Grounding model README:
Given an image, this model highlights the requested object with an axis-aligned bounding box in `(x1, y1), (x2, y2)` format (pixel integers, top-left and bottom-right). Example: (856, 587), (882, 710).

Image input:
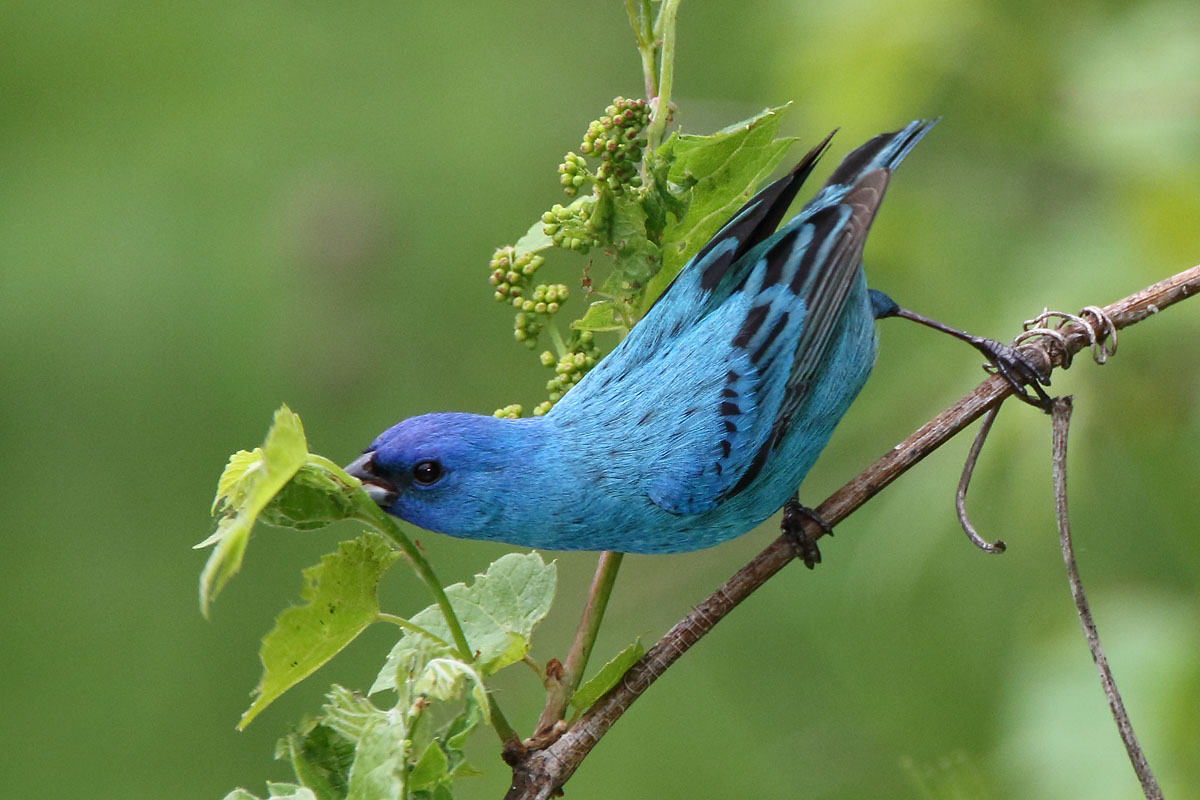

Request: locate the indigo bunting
(347, 121), (1043, 558)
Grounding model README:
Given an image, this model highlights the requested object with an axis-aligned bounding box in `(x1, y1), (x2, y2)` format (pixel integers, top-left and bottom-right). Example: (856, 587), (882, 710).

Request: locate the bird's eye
(412, 460), (443, 486)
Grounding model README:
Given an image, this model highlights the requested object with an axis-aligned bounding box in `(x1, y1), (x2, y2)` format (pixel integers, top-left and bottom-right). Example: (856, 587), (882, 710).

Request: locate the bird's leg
(870, 291), (1053, 411)
(781, 494), (832, 569)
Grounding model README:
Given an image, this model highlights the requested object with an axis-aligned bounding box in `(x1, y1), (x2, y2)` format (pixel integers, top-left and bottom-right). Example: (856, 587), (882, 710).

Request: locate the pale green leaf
(412, 658), (491, 722)
(199, 405), (309, 615)
(372, 552), (556, 692)
(266, 785), (318, 800)
(320, 686), (407, 800)
(238, 534), (399, 729)
(569, 639), (644, 714)
(221, 785), (318, 800)
(321, 685), (391, 744)
(571, 300), (628, 334)
(513, 218), (555, 258)
(643, 104), (799, 310)
(345, 723), (406, 800)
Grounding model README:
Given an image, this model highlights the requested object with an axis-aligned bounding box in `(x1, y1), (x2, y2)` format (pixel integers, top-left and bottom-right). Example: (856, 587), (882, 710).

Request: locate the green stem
(535, 550), (624, 732)
(548, 322), (568, 360)
(626, 0), (658, 100)
(377, 612), (453, 648)
(644, 0), (681, 155)
(350, 500), (518, 743)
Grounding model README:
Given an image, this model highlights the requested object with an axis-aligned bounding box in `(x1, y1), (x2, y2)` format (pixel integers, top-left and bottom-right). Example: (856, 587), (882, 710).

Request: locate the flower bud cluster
(580, 96), (649, 190)
(488, 247), (545, 303)
(541, 198), (599, 253)
(492, 404), (523, 419)
(512, 284), (569, 348)
(543, 330), (601, 404)
(557, 151), (591, 198)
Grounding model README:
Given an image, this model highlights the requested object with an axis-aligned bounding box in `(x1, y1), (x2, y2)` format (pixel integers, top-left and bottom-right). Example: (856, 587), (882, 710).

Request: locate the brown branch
(505, 264), (1200, 800)
(1051, 398), (1163, 799)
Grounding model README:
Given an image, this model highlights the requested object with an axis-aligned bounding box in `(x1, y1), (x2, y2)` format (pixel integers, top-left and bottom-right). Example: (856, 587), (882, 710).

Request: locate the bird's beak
(344, 452), (397, 507)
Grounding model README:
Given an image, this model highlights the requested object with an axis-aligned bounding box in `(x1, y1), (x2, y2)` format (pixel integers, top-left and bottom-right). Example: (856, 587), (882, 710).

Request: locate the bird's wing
(648, 121), (934, 515)
(618, 131), (836, 367)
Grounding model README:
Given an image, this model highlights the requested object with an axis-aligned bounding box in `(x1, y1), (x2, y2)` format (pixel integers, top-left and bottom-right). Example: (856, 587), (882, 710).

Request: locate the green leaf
(222, 785), (319, 800)
(372, 552), (556, 693)
(198, 405), (309, 616)
(266, 785), (319, 800)
(346, 723), (406, 800)
(608, 193), (661, 286)
(642, 104), (799, 310)
(258, 462), (362, 531)
(277, 721), (355, 800)
(569, 639), (644, 714)
(412, 658), (491, 722)
(572, 301), (628, 334)
(238, 534), (400, 729)
(513, 218), (555, 258)
(407, 740), (450, 792)
(321, 686), (407, 800)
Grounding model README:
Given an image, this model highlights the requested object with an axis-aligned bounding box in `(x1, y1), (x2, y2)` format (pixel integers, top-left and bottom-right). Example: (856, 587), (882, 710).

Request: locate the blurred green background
(3, 1), (1198, 797)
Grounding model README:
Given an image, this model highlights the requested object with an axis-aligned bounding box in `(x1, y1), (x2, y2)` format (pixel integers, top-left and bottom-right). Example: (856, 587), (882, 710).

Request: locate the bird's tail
(823, 118), (938, 188)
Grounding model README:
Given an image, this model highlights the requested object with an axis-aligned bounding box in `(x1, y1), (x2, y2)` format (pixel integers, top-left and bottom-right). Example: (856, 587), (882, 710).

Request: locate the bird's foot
(973, 337), (1053, 412)
(781, 497), (832, 569)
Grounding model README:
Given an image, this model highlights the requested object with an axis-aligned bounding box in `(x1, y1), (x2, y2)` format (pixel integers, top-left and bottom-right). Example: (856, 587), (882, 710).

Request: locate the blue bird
(346, 121), (1045, 562)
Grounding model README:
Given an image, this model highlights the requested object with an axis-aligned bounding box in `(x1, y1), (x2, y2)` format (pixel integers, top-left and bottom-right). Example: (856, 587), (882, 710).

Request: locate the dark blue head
(345, 412), (541, 537)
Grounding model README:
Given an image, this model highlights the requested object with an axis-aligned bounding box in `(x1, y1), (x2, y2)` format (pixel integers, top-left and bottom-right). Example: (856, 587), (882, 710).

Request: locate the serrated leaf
(259, 463), (361, 531)
(407, 740), (451, 792)
(199, 405), (309, 615)
(320, 686), (407, 800)
(372, 552), (556, 693)
(643, 104), (799, 310)
(239, 534), (400, 729)
(412, 658), (491, 722)
(222, 785), (318, 800)
(345, 723), (406, 800)
(569, 639), (644, 714)
(321, 685), (391, 743)
(278, 721), (355, 800)
(608, 194), (661, 287)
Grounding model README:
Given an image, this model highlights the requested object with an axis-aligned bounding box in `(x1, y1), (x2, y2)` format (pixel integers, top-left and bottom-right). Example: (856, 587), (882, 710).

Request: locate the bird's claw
(781, 498), (832, 569)
(974, 337), (1053, 412)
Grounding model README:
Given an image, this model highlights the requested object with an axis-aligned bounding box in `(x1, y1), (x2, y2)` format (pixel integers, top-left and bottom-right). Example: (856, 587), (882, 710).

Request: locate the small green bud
(539, 350), (555, 367)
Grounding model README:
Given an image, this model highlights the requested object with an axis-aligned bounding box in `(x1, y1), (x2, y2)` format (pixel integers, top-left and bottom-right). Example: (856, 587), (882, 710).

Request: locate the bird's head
(345, 412), (534, 538)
